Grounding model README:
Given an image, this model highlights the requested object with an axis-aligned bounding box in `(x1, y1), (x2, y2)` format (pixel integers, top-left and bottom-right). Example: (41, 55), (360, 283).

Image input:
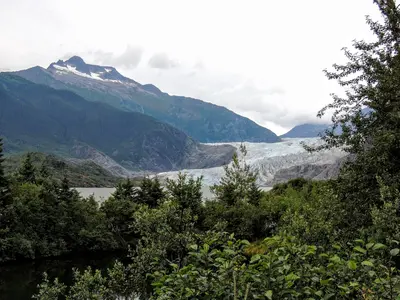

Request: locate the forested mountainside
(3, 152), (124, 187)
(0, 73), (235, 172)
(15, 56), (280, 143)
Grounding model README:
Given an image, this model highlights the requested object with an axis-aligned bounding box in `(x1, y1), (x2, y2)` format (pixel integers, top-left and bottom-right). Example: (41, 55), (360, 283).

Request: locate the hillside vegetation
(0, 73), (234, 172)
(15, 57), (280, 143)
(1, 1), (400, 299)
(3, 152), (121, 187)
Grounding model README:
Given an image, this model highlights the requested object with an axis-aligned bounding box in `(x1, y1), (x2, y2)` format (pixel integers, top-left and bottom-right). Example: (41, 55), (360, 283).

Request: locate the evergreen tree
(19, 152), (36, 184)
(137, 177), (165, 208)
(58, 176), (73, 203)
(39, 163), (49, 178)
(113, 179), (138, 201)
(211, 144), (259, 206)
(310, 0), (400, 231)
(248, 181), (262, 206)
(0, 138), (12, 235)
(0, 137), (11, 206)
(166, 173), (202, 213)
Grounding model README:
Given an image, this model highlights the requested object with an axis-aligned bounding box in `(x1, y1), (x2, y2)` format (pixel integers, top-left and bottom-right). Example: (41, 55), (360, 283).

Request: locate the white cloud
(148, 53), (179, 69)
(0, 0), (380, 134)
(92, 45), (143, 68)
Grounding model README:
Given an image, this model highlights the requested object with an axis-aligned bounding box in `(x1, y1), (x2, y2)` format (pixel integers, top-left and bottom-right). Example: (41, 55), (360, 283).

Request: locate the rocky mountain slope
(15, 56), (280, 143)
(0, 73), (235, 172)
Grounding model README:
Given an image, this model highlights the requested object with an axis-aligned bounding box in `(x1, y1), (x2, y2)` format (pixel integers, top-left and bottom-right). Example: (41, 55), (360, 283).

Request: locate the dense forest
(3, 152), (123, 187)
(1, 0), (400, 299)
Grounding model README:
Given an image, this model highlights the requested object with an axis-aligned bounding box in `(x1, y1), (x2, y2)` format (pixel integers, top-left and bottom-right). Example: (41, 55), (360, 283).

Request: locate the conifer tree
(211, 144), (259, 206)
(248, 181), (262, 206)
(137, 177), (165, 208)
(310, 0), (400, 230)
(166, 173), (202, 213)
(19, 152), (36, 184)
(113, 179), (138, 201)
(0, 138), (11, 207)
(58, 176), (73, 203)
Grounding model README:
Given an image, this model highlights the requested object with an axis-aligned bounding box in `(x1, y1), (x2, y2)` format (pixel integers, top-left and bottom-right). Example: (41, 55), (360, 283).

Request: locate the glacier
(157, 138), (346, 187)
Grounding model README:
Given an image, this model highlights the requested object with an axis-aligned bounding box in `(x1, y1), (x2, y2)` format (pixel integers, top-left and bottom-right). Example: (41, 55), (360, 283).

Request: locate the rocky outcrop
(269, 155), (353, 185)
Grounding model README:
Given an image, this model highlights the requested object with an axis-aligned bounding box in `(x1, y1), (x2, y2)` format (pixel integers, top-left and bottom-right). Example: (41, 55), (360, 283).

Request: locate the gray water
(74, 186), (272, 202)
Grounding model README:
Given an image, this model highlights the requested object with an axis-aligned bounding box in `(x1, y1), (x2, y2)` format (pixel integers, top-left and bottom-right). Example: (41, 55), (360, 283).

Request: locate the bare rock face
(270, 155), (353, 185)
(181, 143), (236, 169)
(69, 144), (136, 177)
(271, 163), (337, 185)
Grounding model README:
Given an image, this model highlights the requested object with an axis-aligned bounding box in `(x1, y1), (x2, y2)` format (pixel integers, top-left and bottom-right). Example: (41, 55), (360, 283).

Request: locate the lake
(74, 186), (272, 203)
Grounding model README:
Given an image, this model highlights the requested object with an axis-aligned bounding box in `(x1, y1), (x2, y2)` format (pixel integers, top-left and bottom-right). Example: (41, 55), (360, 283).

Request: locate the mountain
(280, 123), (330, 138)
(14, 56), (280, 143)
(281, 108), (374, 139)
(0, 73), (235, 172)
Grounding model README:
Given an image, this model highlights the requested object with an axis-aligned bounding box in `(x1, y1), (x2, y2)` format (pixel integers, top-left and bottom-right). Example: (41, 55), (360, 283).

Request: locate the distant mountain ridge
(282, 108), (372, 138)
(280, 123), (330, 138)
(0, 73), (235, 172)
(15, 56), (280, 143)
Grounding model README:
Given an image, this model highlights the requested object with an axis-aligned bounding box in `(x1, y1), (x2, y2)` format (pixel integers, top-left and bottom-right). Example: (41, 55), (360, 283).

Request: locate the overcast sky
(0, 0), (380, 134)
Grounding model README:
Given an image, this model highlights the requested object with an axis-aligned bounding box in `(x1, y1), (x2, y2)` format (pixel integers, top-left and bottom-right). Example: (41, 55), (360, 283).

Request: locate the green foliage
(365, 179), (400, 245)
(211, 144), (261, 206)
(4, 152), (122, 187)
(18, 152), (36, 184)
(152, 235), (400, 299)
(33, 274), (66, 300)
(203, 145), (267, 240)
(101, 192), (138, 247)
(275, 180), (343, 245)
(308, 0), (400, 234)
(137, 177), (165, 208)
(0, 137), (11, 207)
(30, 2), (400, 299)
(112, 179), (138, 202)
(166, 173), (202, 213)
(0, 143), (127, 263)
(203, 200), (274, 241)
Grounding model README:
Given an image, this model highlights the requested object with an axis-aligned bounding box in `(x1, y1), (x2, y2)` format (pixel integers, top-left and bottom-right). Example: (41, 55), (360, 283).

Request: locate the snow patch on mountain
(52, 64), (127, 84)
(157, 138), (346, 186)
(48, 56), (139, 86)
(53, 64), (94, 80)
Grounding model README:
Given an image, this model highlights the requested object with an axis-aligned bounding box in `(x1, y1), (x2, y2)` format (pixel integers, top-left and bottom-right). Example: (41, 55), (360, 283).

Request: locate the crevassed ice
(157, 138), (346, 187)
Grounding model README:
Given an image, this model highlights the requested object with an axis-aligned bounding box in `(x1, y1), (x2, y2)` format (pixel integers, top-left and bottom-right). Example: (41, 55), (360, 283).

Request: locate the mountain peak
(47, 56), (137, 85)
(65, 55), (86, 65)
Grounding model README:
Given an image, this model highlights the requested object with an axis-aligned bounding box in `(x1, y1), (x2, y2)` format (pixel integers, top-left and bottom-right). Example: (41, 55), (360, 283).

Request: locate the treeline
(0, 148), (165, 262)
(3, 1), (400, 298)
(3, 152), (122, 187)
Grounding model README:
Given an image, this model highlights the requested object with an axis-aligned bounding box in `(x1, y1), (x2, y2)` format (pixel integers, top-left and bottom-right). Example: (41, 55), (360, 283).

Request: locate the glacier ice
(157, 138), (346, 187)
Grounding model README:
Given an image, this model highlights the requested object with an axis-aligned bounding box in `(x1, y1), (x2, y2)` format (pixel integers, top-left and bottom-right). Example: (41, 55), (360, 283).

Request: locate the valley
(1, 1), (396, 297)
